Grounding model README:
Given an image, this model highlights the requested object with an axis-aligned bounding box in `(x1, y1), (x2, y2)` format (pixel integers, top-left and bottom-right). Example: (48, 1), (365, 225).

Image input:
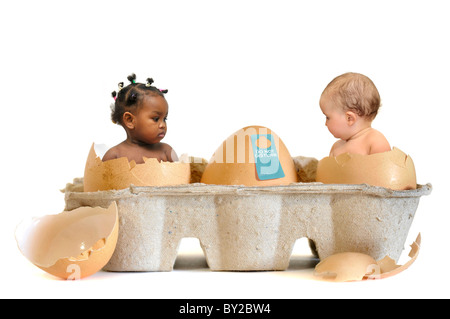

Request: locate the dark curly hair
(110, 73), (168, 125)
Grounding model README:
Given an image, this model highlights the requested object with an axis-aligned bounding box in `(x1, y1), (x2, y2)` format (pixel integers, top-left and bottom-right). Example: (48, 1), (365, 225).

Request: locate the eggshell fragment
(84, 143), (191, 192)
(314, 252), (378, 282)
(369, 233), (421, 280)
(201, 125), (298, 186)
(15, 202), (119, 280)
(314, 233), (422, 282)
(316, 147), (417, 190)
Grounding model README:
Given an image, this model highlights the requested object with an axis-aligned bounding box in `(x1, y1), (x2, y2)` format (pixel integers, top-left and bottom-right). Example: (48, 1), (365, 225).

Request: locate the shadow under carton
(64, 178), (431, 272)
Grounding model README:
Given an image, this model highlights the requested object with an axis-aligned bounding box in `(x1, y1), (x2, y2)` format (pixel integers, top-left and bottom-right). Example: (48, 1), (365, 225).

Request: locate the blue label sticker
(251, 134), (285, 181)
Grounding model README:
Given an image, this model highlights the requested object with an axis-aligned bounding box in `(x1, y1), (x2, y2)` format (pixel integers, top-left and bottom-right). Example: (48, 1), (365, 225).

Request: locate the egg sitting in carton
(201, 125), (298, 186)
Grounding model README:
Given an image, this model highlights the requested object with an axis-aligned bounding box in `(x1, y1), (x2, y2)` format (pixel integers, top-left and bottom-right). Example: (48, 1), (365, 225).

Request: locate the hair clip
(111, 91), (117, 100)
(118, 82), (124, 91)
(127, 73), (137, 84)
(146, 78), (154, 87)
(160, 89), (168, 94)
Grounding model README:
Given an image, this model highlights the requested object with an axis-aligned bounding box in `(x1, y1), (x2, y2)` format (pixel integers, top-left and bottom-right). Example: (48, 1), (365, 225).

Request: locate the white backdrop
(1, 0), (447, 299)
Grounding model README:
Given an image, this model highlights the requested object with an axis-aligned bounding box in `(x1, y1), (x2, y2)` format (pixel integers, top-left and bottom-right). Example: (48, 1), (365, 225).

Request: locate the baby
(319, 72), (391, 157)
(102, 73), (178, 164)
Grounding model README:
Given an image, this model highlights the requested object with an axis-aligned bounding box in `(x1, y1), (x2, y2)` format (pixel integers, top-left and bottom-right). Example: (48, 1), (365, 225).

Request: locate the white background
(0, 0), (448, 299)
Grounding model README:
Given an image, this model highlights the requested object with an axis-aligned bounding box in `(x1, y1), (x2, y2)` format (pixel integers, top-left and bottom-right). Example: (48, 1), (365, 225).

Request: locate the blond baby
(319, 72), (391, 157)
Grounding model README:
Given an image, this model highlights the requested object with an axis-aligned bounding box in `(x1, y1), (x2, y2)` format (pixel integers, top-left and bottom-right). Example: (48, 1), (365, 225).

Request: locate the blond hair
(321, 72), (381, 120)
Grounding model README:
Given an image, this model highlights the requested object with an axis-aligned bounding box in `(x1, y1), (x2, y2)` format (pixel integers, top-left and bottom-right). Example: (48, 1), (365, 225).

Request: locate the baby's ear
(122, 112), (135, 129)
(345, 111), (358, 126)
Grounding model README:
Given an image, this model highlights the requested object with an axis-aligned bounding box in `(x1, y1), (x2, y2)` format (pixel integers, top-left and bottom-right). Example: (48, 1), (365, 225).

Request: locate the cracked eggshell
(316, 147), (417, 190)
(84, 143), (191, 192)
(373, 233), (421, 280)
(200, 125), (298, 186)
(314, 234), (422, 282)
(314, 252), (378, 282)
(15, 202), (118, 280)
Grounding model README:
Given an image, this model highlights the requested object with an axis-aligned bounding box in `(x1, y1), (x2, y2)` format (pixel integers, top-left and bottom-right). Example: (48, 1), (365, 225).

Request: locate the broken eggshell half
(316, 147), (417, 190)
(15, 202), (119, 280)
(84, 143), (191, 192)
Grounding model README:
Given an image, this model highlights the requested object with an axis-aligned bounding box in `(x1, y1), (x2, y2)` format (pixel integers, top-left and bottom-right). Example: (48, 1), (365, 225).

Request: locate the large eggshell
(16, 202), (118, 280)
(200, 125), (298, 186)
(316, 147), (417, 190)
(314, 252), (378, 282)
(84, 143), (191, 192)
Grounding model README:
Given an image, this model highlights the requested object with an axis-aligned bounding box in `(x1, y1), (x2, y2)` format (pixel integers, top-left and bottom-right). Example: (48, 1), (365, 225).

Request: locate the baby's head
(111, 74), (169, 145)
(320, 72), (381, 122)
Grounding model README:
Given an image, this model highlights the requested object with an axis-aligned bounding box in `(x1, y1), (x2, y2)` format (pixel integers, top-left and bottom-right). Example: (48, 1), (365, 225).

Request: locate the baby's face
(320, 96), (351, 140)
(132, 95), (169, 145)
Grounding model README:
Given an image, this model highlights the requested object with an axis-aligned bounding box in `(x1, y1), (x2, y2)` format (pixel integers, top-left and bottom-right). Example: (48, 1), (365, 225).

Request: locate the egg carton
(63, 157), (431, 272)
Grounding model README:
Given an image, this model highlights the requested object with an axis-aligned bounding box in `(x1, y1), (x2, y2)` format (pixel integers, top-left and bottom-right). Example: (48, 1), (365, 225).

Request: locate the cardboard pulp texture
(63, 157), (431, 272)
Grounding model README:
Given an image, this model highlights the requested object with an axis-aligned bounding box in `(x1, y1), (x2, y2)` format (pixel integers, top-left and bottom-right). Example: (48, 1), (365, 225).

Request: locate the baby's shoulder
(158, 142), (178, 162)
(366, 128), (388, 143)
(330, 140), (346, 156)
(157, 142), (173, 150)
(367, 129), (391, 154)
(102, 145), (121, 161)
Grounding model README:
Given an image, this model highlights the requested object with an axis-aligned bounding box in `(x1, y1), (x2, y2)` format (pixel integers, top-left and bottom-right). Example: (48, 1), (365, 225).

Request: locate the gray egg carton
(63, 157), (431, 271)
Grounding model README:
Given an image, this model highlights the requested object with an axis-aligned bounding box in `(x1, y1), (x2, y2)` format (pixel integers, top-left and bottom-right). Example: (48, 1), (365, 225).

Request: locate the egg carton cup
(63, 157), (431, 272)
